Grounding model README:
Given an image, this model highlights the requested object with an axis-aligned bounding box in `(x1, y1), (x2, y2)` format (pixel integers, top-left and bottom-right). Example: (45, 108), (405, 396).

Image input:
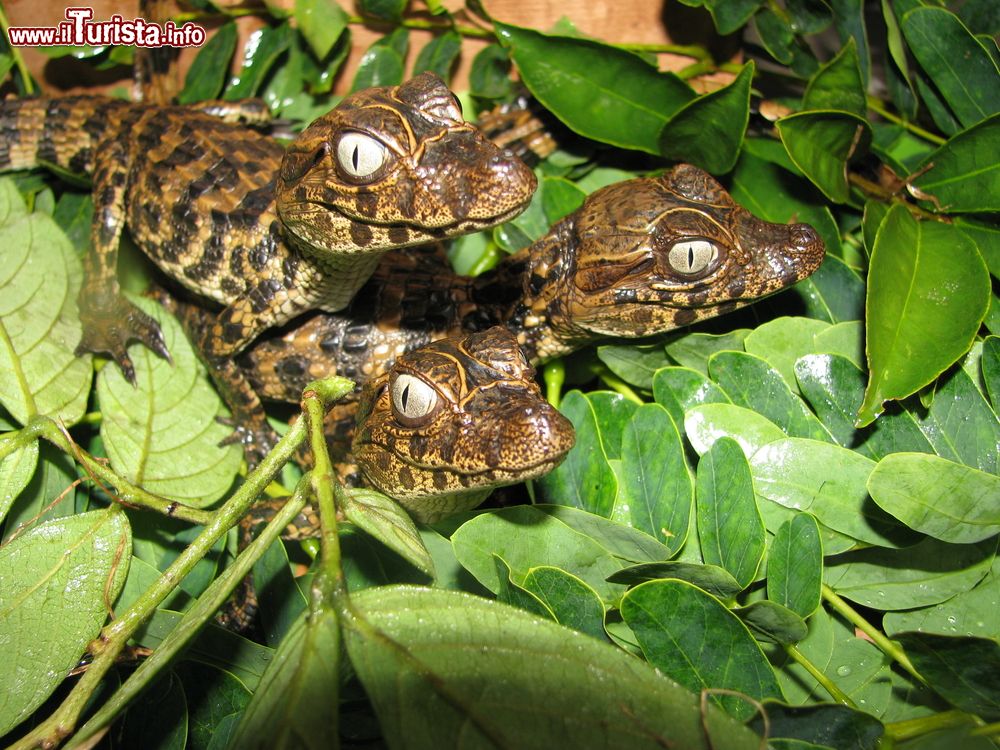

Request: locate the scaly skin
(0, 73), (536, 461)
(235, 164), (827, 405)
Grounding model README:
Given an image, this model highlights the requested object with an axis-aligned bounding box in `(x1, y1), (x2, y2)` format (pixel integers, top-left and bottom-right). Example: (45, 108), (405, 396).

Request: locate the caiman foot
(76, 293), (171, 385)
(217, 414), (281, 469)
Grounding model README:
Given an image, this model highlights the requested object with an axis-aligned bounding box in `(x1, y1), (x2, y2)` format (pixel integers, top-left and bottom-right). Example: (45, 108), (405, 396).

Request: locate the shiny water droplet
(836, 665), (851, 677)
(946, 615), (957, 624)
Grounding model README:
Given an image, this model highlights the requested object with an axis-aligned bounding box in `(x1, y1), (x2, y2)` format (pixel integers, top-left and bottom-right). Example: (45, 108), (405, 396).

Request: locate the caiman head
(529, 163), (825, 352)
(353, 326), (575, 522)
(276, 73), (537, 257)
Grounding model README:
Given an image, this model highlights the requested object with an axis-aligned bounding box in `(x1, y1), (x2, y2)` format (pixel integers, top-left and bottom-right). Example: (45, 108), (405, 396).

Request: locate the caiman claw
(76, 293), (172, 385)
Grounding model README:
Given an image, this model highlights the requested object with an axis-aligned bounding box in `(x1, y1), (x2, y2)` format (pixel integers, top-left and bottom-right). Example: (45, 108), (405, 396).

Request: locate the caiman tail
(0, 95), (129, 175)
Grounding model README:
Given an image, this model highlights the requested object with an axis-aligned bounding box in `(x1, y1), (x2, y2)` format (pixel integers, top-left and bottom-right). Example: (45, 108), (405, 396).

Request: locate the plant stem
(543, 359), (565, 408)
(784, 644), (855, 706)
(884, 710), (978, 742)
(8, 414), (311, 750)
(970, 720), (1000, 738)
(821, 585), (925, 685)
(0, 3), (35, 95)
(30, 415), (215, 526)
(866, 97), (946, 146)
(67, 474), (312, 748)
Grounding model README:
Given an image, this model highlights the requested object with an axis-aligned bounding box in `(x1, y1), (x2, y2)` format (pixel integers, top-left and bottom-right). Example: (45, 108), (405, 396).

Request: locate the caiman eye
(390, 374), (439, 426)
(336, 131), (387, 180)
(667, 239), (719, 276)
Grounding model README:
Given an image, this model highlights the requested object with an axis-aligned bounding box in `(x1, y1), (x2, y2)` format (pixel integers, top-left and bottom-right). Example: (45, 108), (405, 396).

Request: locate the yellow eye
(667, 239), (719, 276)
(336, 132), (387, 179)
(390, 374), (439, 426)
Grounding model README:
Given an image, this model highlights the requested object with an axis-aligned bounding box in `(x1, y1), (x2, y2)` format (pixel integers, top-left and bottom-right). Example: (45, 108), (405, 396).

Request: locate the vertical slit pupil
(688, 246), (695, 268)
(401, 383), (410, 410)
(352, 145), (360, 171)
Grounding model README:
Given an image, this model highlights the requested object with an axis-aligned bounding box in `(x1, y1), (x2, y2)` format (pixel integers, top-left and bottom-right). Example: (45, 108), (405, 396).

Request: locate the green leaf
(619, 404), (692, 554)
(534, 504), (674, 564)
(178, 21), (237, 104)
(910, 114), (1000, 213)
(412, 30), (461, 80)
(597, 343), (670, 390)
(859, 206), (991, 424)
(658, 61), (754, 173)
(227, 609), (340, 749)
(494, 22), (695, 154)
(535, 391), (618, 517)
(901, 7), (1000, 129)
(450, 505), (626, 604)
(540, 176), (586, 224)
(664, 330), (750, 375)
(493, 555), (555, 619)
(755, 8), (795, 65)
(956, 218), (1000, 280)
(678, 0), (764, 34)
(696, 438), (764, 588)
(804, 38), (867, 117)
(684, 403), (787, 459)
(0, 179), (92, 426)
(294, 0), (348, 59)
(341, 487), (434, 577)
(824, 536), (996, 609)
(915, 367), (1000, 474)
(985, 337), (1000, 407)
(621, 579), (784, 719)
(174, 661), (251, 749)
(225, 23), (294, 100)
(521, 566), (607, 640)
(0, 509), (131, 735)
(795, 255), (866, 325)
(868, 453), (1000, 544)
(469, 44), (512, 99)
(776, 110), (870, 203)
(751, 438), (915, 548)
(767, 513), (822, 618)
(358, 0), (406, 22)
(51, 191), (92, 253)
(0, 437), (38, 523)
(731, 600), (809, 645)
(584, 392), (637, 460)
(345, 585), (762, 749)
(118, 671), (187, 750)
(895, 632), (1000, 719)
(743, 316), (832, 392)
(884, 567), (1000, 640)
(709, 351), (834, 442)
(97, 296), (241, 508)
(652, 367), (730, 427)
(831, 0), (872, 83)
(749, 703), (885, 750)
(607, 561), (744, 600)
(3, 444), (76, 541)
(350, 32), (406, 92)
(795, 354), (935, 460)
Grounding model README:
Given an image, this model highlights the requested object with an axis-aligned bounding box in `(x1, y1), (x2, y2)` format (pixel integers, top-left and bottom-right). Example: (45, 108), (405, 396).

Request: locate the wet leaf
(895, 632), (1000, 719)
(859, 205), (990, 424)
(607, 561), (744, 600)
(345, 585), (762, 748)
(659, 62), (754, 173)
(777, 111), (870, 203)
(0, 179), (92, 426)
(749, 702), (884, 750)
(494, 22), (695, 154)
(768, 513), (823, 618)
(732, 600), (809, 644)
(804, 38), (866, 117)
(0, 437), (38, 524)
(451, 505), (626, 604)
(351, 31), (407, 91)
(911, 115), (1000, 213)
(97, 296), (241, 508)
(901, 7), (1000, 129)
(868, 453), (1000, 544)
(750, 438), (913, 548)
(342, 487), (434, 577)
(469, 44), (511, 99)
(744, 316), (831, 392)
(696, 438), (764, 588)
(665, 330), (750, 375)
(0, 509), (130, 735)
(535, 391), (618, 517)
(619, 404), (692, 553)
(228, 608), (340, 749)
(597, 343), (669, 390)
(412, 30), (461, 80)
(824, 536), (996, 610)
(521, 566), (607, 640)
(884, 568), (1000, 640)
(295, 0), (348, 59)
(225, 23), (294, 100)
(621, 579), (784, 719)
(684, 403), (786, 458)
(178, 21), (237, 104)
(652, 366), (730, 428)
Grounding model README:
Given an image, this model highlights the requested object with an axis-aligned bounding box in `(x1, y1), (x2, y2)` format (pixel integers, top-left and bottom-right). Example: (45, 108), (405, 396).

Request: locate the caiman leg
(76, 137), (170, 383)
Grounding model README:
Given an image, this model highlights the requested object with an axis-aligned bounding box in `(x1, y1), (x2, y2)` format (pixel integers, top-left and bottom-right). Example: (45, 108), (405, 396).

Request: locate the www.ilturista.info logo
(7, 7), (207, 48)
